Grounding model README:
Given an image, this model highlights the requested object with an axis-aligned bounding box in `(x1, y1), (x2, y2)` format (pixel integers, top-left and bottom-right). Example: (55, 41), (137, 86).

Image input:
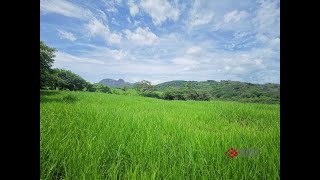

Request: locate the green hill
(154, 80), (280, 104)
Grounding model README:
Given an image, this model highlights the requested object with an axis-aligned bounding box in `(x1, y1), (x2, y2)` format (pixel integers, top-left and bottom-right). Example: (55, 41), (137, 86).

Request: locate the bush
(141, 91), (163, 99)
(124, 89), (139, 96)
(163, 89), (186, 100)
(93, 83), (111, 93)
(48, 68), (90, 91)
(111, 88), (124, 95)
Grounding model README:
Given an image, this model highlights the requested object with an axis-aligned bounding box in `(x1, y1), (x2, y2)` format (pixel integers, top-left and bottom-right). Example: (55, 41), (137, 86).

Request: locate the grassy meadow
(40, 90), (280, 179)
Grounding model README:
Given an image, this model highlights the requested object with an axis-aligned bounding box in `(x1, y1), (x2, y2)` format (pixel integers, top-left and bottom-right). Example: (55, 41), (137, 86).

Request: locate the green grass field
(40, 90), (280, 179)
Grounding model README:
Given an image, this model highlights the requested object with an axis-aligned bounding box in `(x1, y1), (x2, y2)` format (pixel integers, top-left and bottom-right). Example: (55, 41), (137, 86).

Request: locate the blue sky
(40, 0), (280, 84)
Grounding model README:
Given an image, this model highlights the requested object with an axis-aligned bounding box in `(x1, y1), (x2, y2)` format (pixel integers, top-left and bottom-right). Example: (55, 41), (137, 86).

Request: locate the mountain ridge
(98, 78), (135, 88)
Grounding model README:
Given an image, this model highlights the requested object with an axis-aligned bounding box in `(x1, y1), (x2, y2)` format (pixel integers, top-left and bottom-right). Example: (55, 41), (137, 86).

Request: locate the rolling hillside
(155, 80), (280, 103)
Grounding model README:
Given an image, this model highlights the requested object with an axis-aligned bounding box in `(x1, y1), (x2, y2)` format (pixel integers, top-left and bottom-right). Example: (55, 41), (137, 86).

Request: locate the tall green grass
(40, 90), (280, 179)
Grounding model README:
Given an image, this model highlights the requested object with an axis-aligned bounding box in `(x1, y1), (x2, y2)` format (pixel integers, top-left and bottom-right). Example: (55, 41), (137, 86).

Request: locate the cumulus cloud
(55, 51), (105, 65)
(54, 46), (131, 71)
(123, 27), (159, 45)
(140, 0), (180, 25)
(101, 0), (119, 13)
(188, 1), (214, 28)
(254, 0), (280, 37)
(128, 0), (139, 16)
(86, 18), (121, 44)
(96, 9), (107, 21)
(40, 0), (93, 20)
(253, 0), (280, 52)
(86, 48), (129, 61)
(41, 0), (121, 45)
(42, 0), (280, 84)
(224, 10), (249, 23)
(57, 30), (77, 41)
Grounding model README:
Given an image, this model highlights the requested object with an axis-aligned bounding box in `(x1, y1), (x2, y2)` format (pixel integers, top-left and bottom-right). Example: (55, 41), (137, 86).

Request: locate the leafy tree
(111, 88), (124, 95)
(135, 80), (153, 92)
(194, 90), (211, 101)
(93, 83), (111, 93)
(163, 89), (186, 100)
(50, 68), (90, 91)
(85, 83), (96, 92)
(141, 91), (162, 99)
(122, 84), (128, 92)
(40, 41), (97, 92)
(40, 41), (56, 89)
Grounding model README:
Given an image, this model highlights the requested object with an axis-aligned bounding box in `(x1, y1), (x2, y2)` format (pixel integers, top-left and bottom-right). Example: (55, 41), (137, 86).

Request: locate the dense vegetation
(40, 41), (279, 104)
(154, 80), (280, 104)
(41, 90), (280, 179)
(40, 41), (56, 89)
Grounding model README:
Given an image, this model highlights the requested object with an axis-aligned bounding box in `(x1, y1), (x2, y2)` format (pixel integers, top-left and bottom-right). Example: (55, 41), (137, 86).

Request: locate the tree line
(40, 41), (111, 93)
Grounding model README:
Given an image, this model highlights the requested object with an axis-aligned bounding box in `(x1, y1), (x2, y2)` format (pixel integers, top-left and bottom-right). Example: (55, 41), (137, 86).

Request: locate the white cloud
(86, 18), (121, 44)
(128, 0), (139, 16)
(96, 9), (107, 21)
(101, 0), (119, 13)
(109, 49), (128, 60)
(187, 1), (255, 31)
(172, 58), (199, 66)
(55, 46), (130, 68)
(134, 20), (141, 26)
(54, 47), (181, 83)
(57, 30), (77, 41)
(127, 17), (132, 23)
(40, 0), (93, 20)
(86, 19), (105, 35)
(253, 0), (280, 53)
(111, 17), (120, 25)
(252, 0), (280, 55)
(186, 46), (201, 54)
(55, 51), (105, 65)
(190, 14), (214, 28)
(188, 1), (214, 28)
(124, 27), (159, 45)
(42, 0), (279, 84)
(85, 47), (129, 62)
(140, 0), (180, 25)
(254, 0), (280, 37)
(54, 40), (279, 84)
(40, 0), (121, 45)
(224, 10), (249, 23)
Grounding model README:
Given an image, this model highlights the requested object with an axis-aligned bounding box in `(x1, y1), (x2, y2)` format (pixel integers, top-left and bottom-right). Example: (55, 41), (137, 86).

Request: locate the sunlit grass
(40, 90), (279, 179)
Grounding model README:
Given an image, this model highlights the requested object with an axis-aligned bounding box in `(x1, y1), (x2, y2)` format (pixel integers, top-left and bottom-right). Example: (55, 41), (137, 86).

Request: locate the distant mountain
(97, 78), (134, 88)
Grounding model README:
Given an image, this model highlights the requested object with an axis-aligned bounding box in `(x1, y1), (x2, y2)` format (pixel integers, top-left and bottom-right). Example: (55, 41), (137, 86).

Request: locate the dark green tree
(135, 80), (153, 92)
(122, 84), (128, 92)
(40, 41), (56, 89)
(50, 68), (90, 91)
(93, 83), (111, 93)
